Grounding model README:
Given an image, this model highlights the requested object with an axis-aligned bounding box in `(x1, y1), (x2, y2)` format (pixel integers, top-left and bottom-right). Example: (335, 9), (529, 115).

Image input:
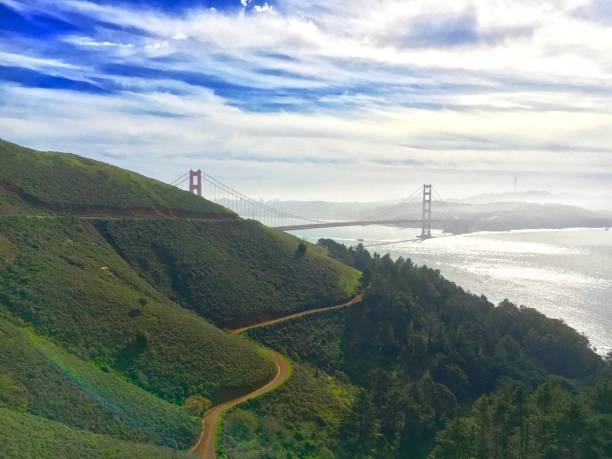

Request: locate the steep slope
(0, 314), (199, 449)
(219, 363), (358, 459)
(0, 139), (231, 218)
(0, 408), (189, 459)
(0, 140), (364, 458)
(0, 216), (276, 404)
(95, 219), (361, 326)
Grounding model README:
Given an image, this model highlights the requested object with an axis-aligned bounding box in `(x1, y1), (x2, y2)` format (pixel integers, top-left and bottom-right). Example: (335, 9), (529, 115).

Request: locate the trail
(229, 294), (363, 336)
(189, 294), (363, 459)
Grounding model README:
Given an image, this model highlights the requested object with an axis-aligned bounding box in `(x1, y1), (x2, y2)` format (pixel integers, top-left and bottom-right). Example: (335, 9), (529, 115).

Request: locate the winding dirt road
(230, 294), (363, 336)
(189, 294), (363, 459)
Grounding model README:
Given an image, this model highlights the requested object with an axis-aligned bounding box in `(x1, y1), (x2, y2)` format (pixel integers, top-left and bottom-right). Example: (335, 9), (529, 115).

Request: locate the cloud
(2, 0), (612, 200)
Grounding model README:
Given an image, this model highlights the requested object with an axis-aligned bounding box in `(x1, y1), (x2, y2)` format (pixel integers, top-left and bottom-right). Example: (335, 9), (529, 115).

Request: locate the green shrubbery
(0, 217), (275, 404)
(247, 309), (347, 374)
(0, 315), (199, 448)
(0, 139), (230, 217)
(0, 408), (189, 459)
(219, 364), (357, 459)
(224, 239), (611, 458)
(183, 395), (212, 417)
(95, 218), (360, 326)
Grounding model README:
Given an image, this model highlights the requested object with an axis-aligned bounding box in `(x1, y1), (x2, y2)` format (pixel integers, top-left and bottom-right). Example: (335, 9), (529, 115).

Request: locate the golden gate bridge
(170, 169), (462, 239)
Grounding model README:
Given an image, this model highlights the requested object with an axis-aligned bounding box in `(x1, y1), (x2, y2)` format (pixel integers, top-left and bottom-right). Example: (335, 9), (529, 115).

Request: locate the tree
(295, 242), (307, 258)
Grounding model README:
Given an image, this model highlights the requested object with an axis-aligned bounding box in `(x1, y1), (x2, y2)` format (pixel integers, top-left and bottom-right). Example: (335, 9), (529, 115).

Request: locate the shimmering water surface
(289, 226), (612, 355)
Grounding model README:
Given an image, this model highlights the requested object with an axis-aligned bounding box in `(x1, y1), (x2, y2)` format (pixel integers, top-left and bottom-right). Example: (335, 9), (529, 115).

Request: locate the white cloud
(254, 3), (273, 13)
(3, 0), (612, 200)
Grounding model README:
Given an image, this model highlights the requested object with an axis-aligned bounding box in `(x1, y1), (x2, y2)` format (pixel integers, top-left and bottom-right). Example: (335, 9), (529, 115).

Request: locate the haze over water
(290, 227), (612, 356)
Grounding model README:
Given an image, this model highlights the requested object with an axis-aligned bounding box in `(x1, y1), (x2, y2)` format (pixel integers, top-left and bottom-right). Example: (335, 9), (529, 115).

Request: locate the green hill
(0, 216), (275, 404)
(0, 408), (189, 459)
(0, 140), (362, 457)
(0, 314), (198, 448)
(0, 139), (231, 218)
(96, 218), (361, 326)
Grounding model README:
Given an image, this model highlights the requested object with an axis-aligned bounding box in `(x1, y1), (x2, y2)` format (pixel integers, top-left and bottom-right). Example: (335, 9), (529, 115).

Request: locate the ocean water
(289, 226), (612, 355)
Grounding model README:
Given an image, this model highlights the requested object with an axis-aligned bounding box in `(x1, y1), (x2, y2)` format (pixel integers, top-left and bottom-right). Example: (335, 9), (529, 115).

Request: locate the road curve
(229, 294), (363, 336)
(190, 294), (363, 459)
(189, 347), (290, 459)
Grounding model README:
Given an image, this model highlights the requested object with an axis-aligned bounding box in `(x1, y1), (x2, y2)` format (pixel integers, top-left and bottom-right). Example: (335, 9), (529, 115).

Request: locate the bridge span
(275, 219), (458, 232)
(171, 170), (462, 240)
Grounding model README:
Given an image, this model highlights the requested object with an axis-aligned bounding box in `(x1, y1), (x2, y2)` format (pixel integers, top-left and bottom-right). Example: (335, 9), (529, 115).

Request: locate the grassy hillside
(0, 140), (365, 458)
(0, 314), (199, 449)
(0, 139), (231, 218)
(0, 408), (190, 459)
(96, 219), (361, 326)
(0, 216), (275, 404)
(219, 363), (357, 459)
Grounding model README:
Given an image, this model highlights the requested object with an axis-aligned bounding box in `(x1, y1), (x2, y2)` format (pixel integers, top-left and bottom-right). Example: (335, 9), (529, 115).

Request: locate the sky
(1, 0), (612, 205)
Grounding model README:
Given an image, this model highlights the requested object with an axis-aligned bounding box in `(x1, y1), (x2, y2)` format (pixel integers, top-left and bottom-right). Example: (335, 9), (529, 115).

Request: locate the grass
(0, 216), (276, 404)
(218, 363), (357, 459)
(95, 218), (361, 326)
(0, 407), (191, 459)
(0, 314), (199, 448)
(0, 139), (231, 217)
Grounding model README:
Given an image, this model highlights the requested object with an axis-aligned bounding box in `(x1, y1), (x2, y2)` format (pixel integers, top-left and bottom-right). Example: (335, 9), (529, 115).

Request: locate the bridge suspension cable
(171, 170), (325, 227)
(170, 172), (189, 187)
(431, 186), (460, 221)
(361, 186), (423, 221)
(169, 171), (462, 233)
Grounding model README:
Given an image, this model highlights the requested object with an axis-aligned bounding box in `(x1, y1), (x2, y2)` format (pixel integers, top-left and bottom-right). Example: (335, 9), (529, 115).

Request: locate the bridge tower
(189, 169), (202, 196)
(421, 184), (432, 240)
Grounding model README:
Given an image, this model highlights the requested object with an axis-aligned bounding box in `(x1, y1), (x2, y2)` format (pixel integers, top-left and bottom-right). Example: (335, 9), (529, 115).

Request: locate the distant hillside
(0, 139), (231, 218)
(245, 196), (612, 233)
(461, 190), (555, 204)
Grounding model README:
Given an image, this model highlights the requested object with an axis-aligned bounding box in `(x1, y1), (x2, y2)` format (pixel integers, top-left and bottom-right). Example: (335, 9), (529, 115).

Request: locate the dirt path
(189, 347), (290, 459)
(229, 294), (363, 336)
(190, 294), (363, 459)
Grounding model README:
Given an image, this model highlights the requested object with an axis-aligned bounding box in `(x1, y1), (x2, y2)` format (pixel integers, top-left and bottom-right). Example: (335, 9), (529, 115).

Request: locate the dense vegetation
(431, 378), (612, 458)
(0, 313), (199, 448)
(0, 141), (366, 458)
(0, 216), (276, 404)
(231, 239), (611, 458)
(247, 309), (347, 375)
(0, 139), (230, 217)
(219, 363), (357, 459)
(96, 219), (360, 326)
(0, 408), (189, 459)
(3, 140), (609, 458)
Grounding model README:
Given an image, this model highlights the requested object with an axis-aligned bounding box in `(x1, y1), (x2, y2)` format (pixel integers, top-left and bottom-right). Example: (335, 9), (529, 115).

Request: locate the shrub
(183, 395), (212, 417)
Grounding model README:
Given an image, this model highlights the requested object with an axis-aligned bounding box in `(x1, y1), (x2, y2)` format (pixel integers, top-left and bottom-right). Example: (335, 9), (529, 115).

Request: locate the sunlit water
(289, 226), (612, 355)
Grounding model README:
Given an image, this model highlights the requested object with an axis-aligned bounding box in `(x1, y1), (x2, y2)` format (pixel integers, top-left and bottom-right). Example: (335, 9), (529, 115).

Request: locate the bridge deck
(274, 219), (457, 231)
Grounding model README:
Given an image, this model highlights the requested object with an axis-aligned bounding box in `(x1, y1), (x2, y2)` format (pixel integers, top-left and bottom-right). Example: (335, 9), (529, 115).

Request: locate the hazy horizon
(1, 0), (612, 204)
